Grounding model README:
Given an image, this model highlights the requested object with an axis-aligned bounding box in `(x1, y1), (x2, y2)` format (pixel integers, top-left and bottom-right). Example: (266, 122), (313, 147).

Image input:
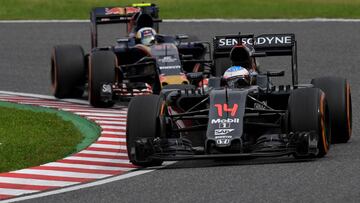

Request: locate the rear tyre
(51, 45), (85, 98)
(126, 95), (164, 167)
(311, 77), (352, 143)
(288, 88), (331, 158)
(89, 51), (116, 107)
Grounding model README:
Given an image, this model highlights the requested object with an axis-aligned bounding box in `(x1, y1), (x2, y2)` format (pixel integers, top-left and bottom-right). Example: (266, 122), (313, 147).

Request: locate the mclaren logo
(211, 118), (240, 124)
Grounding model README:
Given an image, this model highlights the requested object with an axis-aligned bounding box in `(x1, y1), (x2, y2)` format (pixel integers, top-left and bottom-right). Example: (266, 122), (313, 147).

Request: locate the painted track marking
(0, 91), (142, 201)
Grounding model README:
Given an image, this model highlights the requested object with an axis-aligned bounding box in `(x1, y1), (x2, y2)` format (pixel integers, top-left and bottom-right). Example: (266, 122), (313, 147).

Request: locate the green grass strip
(0, 101), (101, 172)
(1, 0), (360, 19)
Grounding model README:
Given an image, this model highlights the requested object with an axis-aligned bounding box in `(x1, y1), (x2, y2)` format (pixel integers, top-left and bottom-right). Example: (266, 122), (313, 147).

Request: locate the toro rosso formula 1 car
(126, 33), (352, 167)
(51, 3), (210, 107)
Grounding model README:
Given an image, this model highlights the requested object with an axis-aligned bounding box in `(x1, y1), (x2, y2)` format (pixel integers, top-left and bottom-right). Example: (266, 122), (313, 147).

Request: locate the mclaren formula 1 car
(126, 33), (352, 167)
(51, 3), (211, 107)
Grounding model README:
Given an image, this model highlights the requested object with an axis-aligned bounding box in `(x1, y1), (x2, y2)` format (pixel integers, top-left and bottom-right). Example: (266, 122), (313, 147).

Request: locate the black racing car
(51, 3), (211, 107)
(126, 33), (352, 167)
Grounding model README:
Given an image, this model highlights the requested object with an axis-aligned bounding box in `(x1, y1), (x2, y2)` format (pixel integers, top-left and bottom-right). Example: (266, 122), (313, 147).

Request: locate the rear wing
(90, 3), (161, 48)
(213, 33), (298, 85)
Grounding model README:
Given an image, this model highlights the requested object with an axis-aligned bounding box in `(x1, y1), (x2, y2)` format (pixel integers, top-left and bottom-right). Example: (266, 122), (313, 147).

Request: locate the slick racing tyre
(51, 45), (85, 98)
(288, 88), (331, 158)
(89, 51), (116, 107)
(126, 95), (164, 167)
(311, 77), (352, 143)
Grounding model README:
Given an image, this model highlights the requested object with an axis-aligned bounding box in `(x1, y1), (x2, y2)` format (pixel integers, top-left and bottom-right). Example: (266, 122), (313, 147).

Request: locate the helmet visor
(141, 35), (155, 46)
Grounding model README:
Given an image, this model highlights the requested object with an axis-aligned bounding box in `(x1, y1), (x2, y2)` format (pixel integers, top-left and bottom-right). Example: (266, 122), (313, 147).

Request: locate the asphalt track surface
(0, 21), (359, 202)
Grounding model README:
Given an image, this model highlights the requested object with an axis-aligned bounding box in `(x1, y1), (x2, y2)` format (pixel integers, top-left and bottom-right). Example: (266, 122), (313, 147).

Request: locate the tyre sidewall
(89, 51), (116, 107)
(126, 95), (164, 166)
(51, 45), (85, 98)
(311, 77), (352, 143)
(288, 88), (330, 157)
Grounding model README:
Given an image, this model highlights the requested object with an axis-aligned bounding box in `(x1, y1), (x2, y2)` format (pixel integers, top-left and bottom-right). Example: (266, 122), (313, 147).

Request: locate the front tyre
(126, 95), (164, 167)
(89, 51), (116, 108)
(288, 88), (331, 158)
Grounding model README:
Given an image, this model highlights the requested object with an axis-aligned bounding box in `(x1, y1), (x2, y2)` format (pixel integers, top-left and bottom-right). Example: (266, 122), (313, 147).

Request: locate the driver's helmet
(223, 66), (250, 88)
(230, 44), (255, 70)
(135, 27), (157, 46)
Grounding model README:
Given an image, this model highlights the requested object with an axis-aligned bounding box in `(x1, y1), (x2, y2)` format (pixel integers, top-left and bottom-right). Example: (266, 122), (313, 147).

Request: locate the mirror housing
(116, 38), (129, 43)
(266, 70), (285, 77)
(186, 72), (203, 80)
(176, 34), (189, 40)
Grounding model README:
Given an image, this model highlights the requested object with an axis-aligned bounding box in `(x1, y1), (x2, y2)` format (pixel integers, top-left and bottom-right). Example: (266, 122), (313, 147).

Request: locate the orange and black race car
(51, 3), (212, 107)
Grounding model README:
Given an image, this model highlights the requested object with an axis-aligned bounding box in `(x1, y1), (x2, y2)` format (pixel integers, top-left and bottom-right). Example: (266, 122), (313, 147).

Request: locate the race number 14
(214, 104), (238, 117)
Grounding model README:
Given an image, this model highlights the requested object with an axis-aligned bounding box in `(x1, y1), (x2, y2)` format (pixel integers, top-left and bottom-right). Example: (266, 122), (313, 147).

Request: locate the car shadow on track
(154, 156), (316, 170)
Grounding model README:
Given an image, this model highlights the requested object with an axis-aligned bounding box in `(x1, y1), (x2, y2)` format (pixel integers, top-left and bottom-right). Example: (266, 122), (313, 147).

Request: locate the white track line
(100, 131), (125, 136)
(98, 137), (126, 142)
(38, 105), (87, 109)
(43, 162), (131, 171)
(0, 177), (78, 187)
(12, 100), (77, 105)
(95, 120), (126, 125)
(100, 125), (126, 130)
(64, 157), (130, 164)
(62, 108), (127, 114)
(88, 117), (126, 121)
(79, 150), (128, 157)
(1, 167), (173, 203)
(0, 189), (39, 196)
(0, 91), (88, 105)
(74, 112), (127, 117)
(88, 143), (126, 150)
(13, 170), (111, 179)
(1, 18), (360, 23)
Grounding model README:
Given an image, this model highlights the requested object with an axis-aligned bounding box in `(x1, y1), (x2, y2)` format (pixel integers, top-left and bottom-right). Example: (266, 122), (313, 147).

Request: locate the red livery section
(214, 103), (239, 117)
(0, 93), (135, 200)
